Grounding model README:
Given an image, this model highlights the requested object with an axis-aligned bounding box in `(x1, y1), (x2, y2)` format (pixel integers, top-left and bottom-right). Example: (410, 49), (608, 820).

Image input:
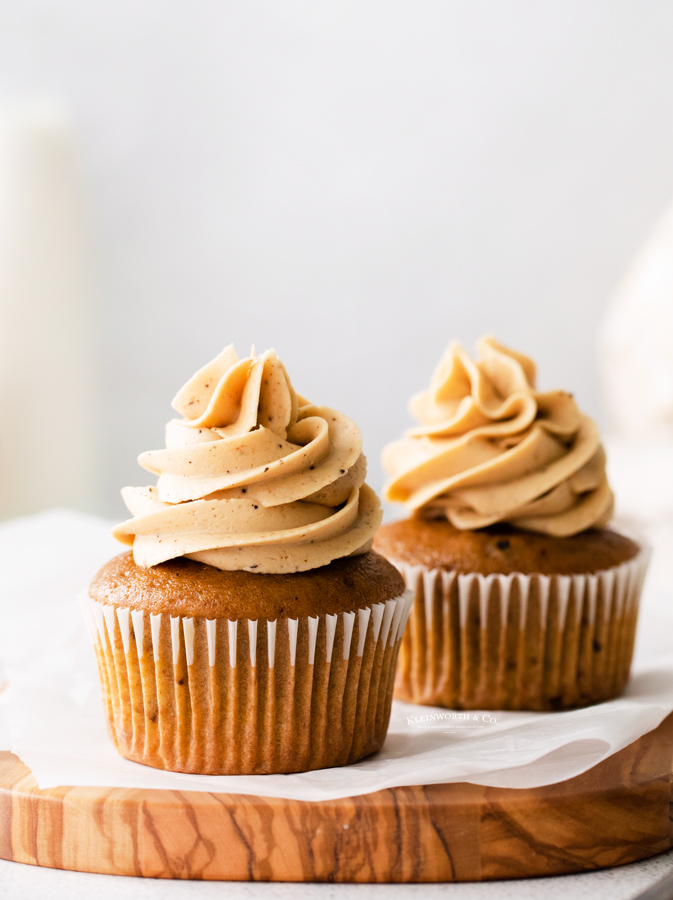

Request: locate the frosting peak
(113, 345), (381, 573)
(383, 337), (613, 537)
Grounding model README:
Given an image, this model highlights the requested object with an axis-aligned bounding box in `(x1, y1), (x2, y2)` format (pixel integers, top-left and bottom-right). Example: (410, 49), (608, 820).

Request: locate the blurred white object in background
(599, 200), (673, 439)
(605, 436), (673, 594)
(0, 101), (96, 519)
(599, 198), (673, 593)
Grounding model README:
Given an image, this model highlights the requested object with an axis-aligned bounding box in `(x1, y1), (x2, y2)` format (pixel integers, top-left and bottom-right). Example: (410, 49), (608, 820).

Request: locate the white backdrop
(1, 1), (673, 518)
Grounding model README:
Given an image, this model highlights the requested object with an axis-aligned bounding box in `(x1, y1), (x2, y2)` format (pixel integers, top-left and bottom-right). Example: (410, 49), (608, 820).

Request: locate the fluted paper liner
(391, 547), (649, 711)
(80, 589), (414, 774)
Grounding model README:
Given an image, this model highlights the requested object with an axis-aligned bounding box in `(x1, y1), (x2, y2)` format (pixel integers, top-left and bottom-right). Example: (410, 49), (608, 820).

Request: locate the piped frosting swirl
(113, 345), (381, 573)
(382, 337), (613, 537)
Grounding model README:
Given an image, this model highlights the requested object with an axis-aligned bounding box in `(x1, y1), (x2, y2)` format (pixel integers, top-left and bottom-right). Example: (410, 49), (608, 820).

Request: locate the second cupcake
(374, 337), (648, 711)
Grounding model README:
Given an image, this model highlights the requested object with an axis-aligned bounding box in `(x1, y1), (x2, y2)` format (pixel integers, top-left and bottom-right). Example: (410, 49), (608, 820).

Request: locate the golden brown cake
(84, 344), (412, 774)
(375, 337), (649, 711)
(374, 520), (639, 576)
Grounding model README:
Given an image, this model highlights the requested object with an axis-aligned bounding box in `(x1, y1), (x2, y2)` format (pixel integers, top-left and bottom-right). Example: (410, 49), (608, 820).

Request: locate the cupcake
(373, 337), (649, 711)
(82, 344), (411, 774)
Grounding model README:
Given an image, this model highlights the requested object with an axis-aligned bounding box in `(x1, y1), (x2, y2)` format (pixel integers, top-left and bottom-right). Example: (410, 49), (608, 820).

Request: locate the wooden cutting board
(0, 712), (672, 882)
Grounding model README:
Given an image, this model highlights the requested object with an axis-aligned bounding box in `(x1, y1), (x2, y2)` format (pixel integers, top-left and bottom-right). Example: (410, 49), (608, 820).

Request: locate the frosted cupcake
(83, 344), (411, 774)
(373, 337), (648, 711)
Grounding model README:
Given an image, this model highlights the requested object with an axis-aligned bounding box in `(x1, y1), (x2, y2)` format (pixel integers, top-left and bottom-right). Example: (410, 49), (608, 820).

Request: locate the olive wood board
(0, 712), (672, 882)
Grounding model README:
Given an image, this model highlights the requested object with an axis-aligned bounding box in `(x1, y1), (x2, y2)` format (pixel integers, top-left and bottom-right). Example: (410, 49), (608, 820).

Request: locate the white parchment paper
(1, 509), (672, 801)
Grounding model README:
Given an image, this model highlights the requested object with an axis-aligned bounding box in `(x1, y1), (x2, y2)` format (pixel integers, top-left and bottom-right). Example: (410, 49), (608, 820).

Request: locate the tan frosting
(112, 345), (382, 573)
(382, 337), (614, 537)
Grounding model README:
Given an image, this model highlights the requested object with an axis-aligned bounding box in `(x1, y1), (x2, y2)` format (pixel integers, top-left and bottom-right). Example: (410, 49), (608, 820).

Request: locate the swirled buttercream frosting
(382, 337), (614, 537)
(112, 345), (382, 573)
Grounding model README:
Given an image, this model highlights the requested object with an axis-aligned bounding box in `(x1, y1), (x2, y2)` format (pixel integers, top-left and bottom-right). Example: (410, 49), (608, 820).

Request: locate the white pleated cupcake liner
(80, 587), (414, 774)
(390, 546), (650, 710)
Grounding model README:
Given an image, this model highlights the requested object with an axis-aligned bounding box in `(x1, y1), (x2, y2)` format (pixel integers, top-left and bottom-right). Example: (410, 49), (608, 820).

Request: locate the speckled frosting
(112, 345), (382, 573)
(382, 337), (613, 537)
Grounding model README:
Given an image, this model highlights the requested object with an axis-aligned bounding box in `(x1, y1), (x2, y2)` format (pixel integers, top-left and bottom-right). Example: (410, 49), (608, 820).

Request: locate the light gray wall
(1, 1), (673, 519)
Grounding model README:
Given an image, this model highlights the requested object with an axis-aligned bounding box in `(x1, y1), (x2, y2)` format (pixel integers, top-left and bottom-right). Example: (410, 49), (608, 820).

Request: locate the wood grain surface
(0, 712), (672, 882)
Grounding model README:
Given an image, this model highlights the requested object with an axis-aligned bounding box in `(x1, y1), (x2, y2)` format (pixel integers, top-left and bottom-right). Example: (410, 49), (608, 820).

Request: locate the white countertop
(1, 850), (672, 900)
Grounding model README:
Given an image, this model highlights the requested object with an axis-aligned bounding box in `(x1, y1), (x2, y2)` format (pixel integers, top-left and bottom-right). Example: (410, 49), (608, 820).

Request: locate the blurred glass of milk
(599, 201), (673, 593)
(0, 101), (96, 519)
